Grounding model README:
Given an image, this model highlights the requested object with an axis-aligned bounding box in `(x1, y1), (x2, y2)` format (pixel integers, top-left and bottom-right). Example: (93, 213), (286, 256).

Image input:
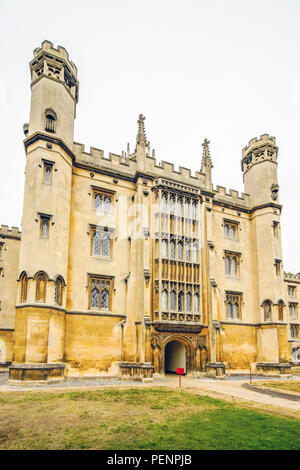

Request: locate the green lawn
(0, 387), (299, 450)
(254, 381), (300, 394)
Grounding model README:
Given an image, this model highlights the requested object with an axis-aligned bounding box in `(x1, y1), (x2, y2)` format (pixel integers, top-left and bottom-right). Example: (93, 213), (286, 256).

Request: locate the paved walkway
(1, 371), (300, 412)
(178, 376), (300, 412)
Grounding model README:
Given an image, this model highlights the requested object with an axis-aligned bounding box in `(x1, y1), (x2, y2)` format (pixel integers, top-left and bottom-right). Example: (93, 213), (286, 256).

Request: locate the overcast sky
(0, 0), (299, 273)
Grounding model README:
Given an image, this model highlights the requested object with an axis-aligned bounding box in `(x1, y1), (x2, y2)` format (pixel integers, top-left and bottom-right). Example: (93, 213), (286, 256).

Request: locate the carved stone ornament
(271, 183), (279, 201)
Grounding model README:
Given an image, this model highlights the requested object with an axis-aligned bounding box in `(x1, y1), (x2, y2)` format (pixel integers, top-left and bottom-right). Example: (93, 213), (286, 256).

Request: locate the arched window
(278, 300), (284, 321)
(193, 240), (198, 263)
(178, 291), (184, 312)
(161, 239), (167, 258)
(170, 290), (176, 311)
(91, 284), (100, 309)
(20, 272), (28, 303)
(54, 277), (64, 306)
(290, 325), (298, 339)
(44, 108), (57, 133)
(170, 240), (175, 260)
(186, 292), (191, 312)
(184, 199), (190, 218)
(101, 289), (109, 310)
(193, 293), (199, 313)
(161, 194), (167, 212)
(178, 241), (183, 260)
(231, 257), (237, 276)
(225, 256), (230, 275)
(185, 240), (191, 261)
(162, 290), (168, 310)
(192, 201), (197, 219)
(177, 197), (182, 216)
(102, 233), (110, 258)
(170, 195), (175, 214)
(92, 230), (101, 256)
(264, 300), (272, 321)
(36, 272), (47, 302)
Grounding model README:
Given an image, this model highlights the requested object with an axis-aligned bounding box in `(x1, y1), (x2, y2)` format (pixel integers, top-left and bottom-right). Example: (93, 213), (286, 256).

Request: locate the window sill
(91, 255), (112, 261)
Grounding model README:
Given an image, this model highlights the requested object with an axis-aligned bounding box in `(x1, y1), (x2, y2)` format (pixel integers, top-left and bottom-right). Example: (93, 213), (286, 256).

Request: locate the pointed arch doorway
(165, 340), (187, 374)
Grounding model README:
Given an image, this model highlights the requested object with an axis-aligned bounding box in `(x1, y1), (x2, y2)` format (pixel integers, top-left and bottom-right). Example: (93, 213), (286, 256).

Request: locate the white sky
(0, 0), (299, 273)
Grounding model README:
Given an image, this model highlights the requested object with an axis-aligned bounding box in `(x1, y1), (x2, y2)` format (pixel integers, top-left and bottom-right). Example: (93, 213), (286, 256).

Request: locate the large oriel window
(89, 275), (113, 311)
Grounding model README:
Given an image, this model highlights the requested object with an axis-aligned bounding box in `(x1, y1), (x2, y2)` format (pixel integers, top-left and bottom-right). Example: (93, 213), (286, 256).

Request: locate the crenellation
(212, 185), (250, 206)
(0, 225), (21, 238)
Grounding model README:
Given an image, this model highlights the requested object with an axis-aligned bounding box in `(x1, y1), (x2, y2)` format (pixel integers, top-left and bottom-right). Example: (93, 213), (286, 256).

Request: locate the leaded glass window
(170, 240), (175, 260)
(264, 301), (271, 321)
(102, 234), (110, 257)
(186, 292), (191, 312)
(162, 290), (168, 310)
(226, 302), (232, 319)
(94, 193), (102, 209)
(170, 290), (176, 311)
(192, 201), (197, 219)
(224, 222), (238, 239)
(225, 256), (230, 275)
(91, 285), (100, 309)
(226, 292), (241, 320)
(185, 240), (191, 261)
(178, 241), (183, 260)
(161, 194), (167, 212)
(194, 293), (199, 313)
(231, 257), (237, 276)
(101, 288), (109, 309)
(184, 199), (190, 218)
(177, 198), (182, 216)
(178, 291), (184, 312)
(104, 196), (111, 212)
(161, 239), (167, 258)
(170, 196), (175, 214)
(89, 277), (112, 310)
(233, 302), (239, 319)
(93, 231), (101, 256)
(193, 240), (198, 262)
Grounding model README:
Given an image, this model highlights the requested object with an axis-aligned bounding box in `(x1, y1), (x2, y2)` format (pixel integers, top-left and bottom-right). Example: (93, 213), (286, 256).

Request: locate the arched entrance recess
(165, 341), (186, 374)
(163, 336), (193, 374)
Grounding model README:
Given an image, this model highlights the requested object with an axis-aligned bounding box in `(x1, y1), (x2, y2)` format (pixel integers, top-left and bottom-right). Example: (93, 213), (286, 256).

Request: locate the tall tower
(241, 134), (290, 366)
(10, 41), (79, 383)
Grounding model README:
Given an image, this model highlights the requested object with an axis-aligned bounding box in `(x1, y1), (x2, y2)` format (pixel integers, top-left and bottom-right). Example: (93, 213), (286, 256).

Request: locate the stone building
(1, 41), (299, 383)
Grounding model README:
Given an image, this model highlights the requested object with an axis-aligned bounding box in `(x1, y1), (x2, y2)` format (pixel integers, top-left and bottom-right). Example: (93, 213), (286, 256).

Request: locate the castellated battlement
(284, 273), (300, 282)
(213, 185), (250, 207)
(73, 141), (208, 187)
(241, 134), (278, 172)
(0, 225), (21, 239)
(242, 134), (277, 157)
(33, 40), (77, 75)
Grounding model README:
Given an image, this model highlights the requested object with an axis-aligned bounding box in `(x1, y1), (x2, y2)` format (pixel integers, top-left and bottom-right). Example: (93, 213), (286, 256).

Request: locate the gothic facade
(0, 41), (299, 383)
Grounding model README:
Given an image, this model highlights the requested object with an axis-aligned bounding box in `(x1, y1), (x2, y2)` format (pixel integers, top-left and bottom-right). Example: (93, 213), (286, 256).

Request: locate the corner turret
(241, 134), (279, 207)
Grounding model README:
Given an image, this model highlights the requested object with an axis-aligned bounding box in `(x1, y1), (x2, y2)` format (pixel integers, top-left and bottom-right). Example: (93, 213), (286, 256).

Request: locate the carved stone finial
(136, 114), (148, 147)
(201, 138), (213, 170)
